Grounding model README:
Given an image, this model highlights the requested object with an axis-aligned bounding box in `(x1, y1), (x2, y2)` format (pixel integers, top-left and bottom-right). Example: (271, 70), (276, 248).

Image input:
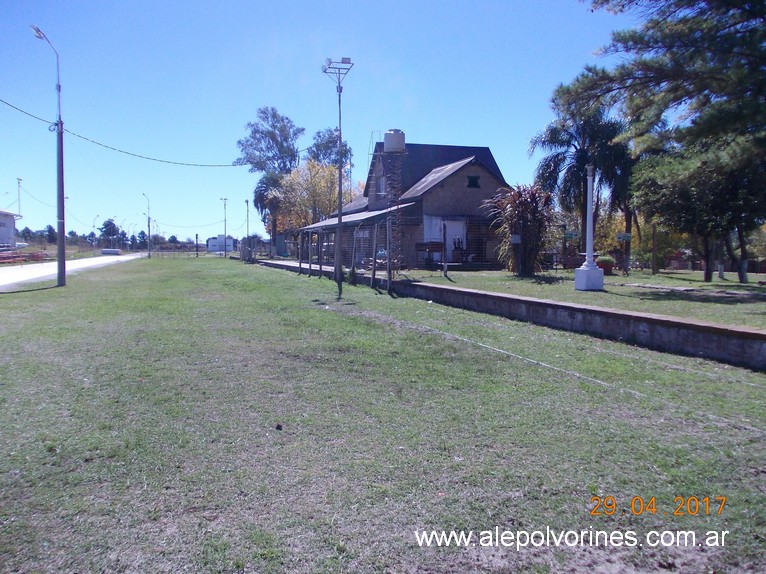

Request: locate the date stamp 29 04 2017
(590, 495), (727, 517)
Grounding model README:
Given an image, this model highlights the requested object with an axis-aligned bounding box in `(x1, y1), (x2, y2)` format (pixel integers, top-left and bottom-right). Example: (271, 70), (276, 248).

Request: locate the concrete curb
(393, 281), (766, 372)
(257, 259), (766, 371)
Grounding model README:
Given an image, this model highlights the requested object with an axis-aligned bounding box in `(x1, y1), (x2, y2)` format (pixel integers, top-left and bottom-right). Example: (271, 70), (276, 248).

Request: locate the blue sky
(1, 0), (637, 241)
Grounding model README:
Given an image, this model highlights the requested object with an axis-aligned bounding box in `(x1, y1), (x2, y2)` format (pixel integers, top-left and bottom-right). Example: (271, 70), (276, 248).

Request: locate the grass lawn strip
(400, 268), (766, 330)
(1, 258), (764, 574)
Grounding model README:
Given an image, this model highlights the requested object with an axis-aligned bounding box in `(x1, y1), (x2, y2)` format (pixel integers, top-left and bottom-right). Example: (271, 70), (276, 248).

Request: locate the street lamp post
(92, 214), (99, 252)
(322, 57), (353, 299)
(220, 197), (228, 258)
(574, 163), (604, 291)
(142, 193), (151, 258)
(31, 25), (66, 286)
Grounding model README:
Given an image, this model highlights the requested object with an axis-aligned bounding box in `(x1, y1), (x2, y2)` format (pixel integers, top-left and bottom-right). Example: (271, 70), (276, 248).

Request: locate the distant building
(206, 235), (237, 252)
(0, 209), (19, 247)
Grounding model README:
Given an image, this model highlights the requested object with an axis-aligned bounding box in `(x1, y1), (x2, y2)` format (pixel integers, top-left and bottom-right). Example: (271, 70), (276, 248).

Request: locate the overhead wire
(1, 96), (241, 168)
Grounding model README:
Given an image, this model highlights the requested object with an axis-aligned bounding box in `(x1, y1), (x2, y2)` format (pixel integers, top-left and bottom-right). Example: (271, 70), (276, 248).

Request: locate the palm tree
(530, 94), (630, 256)
(254, 171), (283, 257)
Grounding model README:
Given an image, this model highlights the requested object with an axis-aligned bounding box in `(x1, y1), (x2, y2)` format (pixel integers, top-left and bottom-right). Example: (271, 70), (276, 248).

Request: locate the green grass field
(1, 258), (764, 573)
(400, 268), (766, 330)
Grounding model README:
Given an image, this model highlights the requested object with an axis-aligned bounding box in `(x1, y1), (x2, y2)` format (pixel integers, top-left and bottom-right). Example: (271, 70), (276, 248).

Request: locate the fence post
(371, 223), (378, 288)
(387, 218), (392, 293)
(443, 222), (448, 278)
(308, 232), (313, 277)
(298, 231), (303, 275)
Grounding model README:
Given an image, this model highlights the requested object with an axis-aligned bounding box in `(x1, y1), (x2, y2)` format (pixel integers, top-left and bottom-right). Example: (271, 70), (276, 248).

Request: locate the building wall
(421, 164), (505, 218)
(0, 212), (16, 246)
(206, 236), (236, 252)
(418, 164), (506, 265)
(368, 155), (389, 212)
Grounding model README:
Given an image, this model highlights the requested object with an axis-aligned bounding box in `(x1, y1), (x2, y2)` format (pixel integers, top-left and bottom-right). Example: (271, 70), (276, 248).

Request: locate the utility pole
(142, 193), (151, 258)
(220, 197), (228, 258)
(32, 25), (66, 286)
(16, 178), (21, 216)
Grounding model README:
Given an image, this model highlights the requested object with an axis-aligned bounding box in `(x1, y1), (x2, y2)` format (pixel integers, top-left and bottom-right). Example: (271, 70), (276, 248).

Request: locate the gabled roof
(330, 194), (368, 217)
(399, 156), (476, 201)
(302, 202), (415, 231)
(363, 142), (505, 198)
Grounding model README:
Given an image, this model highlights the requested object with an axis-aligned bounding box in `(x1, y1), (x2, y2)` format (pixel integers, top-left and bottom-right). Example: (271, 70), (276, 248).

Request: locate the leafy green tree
(483, 184), (554, 276)
(99, 219), (119, 248)
(576, 0), (766, 148)
(633, 136), (766, 282)
(19, 226), (34, 242)
(235, 107), (305, 255)
(305, 128), (353, 169)
(45, 224), (57, 244)
(235, 107), (305, 174)
(563, 1), (766, 281)
(67, 230), (79, 247)
(136, 230), (148, 249)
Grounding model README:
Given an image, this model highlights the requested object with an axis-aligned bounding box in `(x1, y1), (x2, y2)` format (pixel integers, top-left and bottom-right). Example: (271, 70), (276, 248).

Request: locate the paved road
(0, 253), (145, 289)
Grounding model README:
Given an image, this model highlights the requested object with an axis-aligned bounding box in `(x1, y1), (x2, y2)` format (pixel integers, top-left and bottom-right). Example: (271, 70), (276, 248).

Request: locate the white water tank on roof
(384, 129), (405, 153)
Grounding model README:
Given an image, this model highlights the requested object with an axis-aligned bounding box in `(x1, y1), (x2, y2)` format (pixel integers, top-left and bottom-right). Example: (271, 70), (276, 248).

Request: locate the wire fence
(288, 215), (505, 284)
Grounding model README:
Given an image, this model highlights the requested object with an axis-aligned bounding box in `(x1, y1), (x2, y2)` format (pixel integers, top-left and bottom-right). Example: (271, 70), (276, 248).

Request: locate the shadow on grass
(611, 288), (766, 306)
(0, 284), (59, 295)
(631, 271), (766, 293)
(499, 273), (568, 285)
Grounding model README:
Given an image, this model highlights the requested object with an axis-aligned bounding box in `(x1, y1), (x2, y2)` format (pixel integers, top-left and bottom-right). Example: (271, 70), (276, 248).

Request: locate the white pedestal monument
(575, 164), (604, 291)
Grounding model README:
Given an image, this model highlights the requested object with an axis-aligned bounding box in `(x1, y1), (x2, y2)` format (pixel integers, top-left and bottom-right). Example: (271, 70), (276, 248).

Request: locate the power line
(18, 182), (55, 208)
(65, 130), (237, 168)
(0, 97), (50, 124)
(1, 96), (241, 168)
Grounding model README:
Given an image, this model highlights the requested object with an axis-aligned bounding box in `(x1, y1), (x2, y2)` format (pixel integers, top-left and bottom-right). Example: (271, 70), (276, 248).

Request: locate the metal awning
(299, 203), (415, 232)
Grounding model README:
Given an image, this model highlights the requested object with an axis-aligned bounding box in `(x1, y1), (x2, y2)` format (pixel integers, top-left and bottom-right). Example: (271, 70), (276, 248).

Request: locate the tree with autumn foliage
(279, 161), (354, 230)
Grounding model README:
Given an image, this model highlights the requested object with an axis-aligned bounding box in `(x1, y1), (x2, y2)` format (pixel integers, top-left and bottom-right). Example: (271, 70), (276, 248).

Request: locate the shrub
(483, 184), (554, 277)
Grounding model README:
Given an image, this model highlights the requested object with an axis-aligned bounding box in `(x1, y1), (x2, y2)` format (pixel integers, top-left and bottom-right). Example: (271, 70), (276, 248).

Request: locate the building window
(467, 176), (480, 188)
(377, 175), (387, 197)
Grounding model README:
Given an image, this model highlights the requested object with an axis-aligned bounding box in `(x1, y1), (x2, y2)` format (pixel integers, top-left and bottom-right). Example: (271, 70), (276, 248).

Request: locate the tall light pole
(220, 197), (228, 258)
(322, 57), (353, 298)
(91, 214), (99, 252)
(31, 25), (66, 286)
(142, 192), (151, 258)
(575, 163), (604, 291)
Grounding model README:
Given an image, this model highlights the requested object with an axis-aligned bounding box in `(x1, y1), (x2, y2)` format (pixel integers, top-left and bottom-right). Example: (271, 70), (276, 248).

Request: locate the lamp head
(31, 25), (46, 40)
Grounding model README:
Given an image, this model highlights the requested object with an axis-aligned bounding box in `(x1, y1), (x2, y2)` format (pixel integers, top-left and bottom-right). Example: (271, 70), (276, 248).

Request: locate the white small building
(0, 209), (19, 247)
(206, 234), (237, 252)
